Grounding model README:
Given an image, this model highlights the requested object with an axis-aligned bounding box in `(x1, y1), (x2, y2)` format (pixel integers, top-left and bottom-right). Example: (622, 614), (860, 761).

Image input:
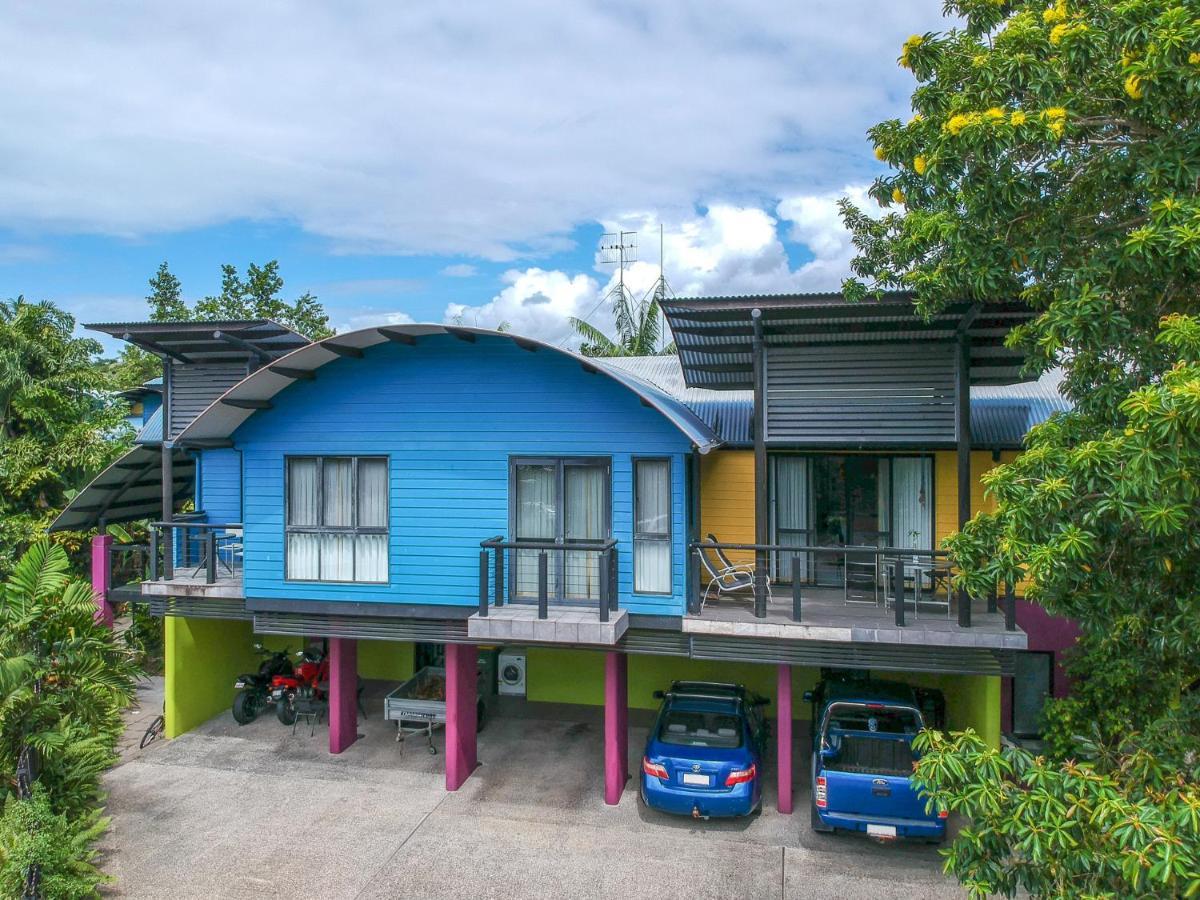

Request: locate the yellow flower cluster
(1049, 22), (1087, 45)
(892, 187), (905, 205)
(945, 113), (976, 135)
(1121, 49), (1137, 66)
(1043, 0), (1067, 24)
(984, 107), (1006, 122)
(874, 146), (887, 161)
(1010, 110), (1027, 126)
(1189, 51), (1200, 65)
(1043, 106), (1068, 138)
(1125, 73), (1144, 99)
(913, 155), (927, 175)
(900, 34), (923, 69)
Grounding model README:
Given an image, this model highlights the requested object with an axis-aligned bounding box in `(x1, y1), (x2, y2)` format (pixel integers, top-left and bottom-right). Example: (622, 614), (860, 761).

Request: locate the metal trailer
(383, 661), (491, 755)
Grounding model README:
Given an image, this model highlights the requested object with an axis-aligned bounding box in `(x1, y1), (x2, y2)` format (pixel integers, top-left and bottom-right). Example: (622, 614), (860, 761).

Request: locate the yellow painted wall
(934, 450), (1019, 544)
(700, 450), (756, 544)
(358, 639), (415, 681)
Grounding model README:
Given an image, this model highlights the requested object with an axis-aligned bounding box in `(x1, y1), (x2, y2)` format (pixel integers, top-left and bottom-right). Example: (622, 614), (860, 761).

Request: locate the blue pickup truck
(804, 675), (947, 842)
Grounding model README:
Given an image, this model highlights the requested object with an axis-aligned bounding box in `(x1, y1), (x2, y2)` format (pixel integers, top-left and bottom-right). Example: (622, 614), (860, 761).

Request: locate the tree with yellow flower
(841, 0), (1200, 897)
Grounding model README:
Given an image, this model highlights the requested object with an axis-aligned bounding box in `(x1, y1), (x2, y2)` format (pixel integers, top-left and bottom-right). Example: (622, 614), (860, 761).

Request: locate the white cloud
(445, 189), (875, 344)
(0, 2), (942, 257)
(440, 264), (478, 278)
(336, 309), (415, 333)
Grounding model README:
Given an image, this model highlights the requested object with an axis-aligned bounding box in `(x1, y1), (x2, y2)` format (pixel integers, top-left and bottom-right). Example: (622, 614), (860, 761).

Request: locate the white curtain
(355, 534), (388, 583)
(287, 458), (318, 526)
(892, 457), (932, 551)
(634, 459), (670, 593)
(357, 458), (388, 528)
(287, 533), (320, 580)
(771, 456), (809, 581)
(323, 458), (353, 527)
(515, 464), (558, 597)
(565, 465), (605, 599)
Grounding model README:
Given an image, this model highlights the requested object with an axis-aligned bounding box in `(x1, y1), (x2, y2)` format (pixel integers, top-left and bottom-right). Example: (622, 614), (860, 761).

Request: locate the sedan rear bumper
(640, 774), (759, 818)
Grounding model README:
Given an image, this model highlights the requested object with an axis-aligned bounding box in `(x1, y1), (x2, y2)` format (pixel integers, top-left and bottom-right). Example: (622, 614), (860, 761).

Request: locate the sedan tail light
(724, 763), (756, 786)
(815, 775), (827, 809)
(642, 758), (668, 780)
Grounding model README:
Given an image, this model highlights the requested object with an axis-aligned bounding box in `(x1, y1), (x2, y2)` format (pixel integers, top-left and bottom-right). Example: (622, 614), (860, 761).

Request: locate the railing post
(957, 586), (971, 628)
(494, 545), (504, 608)
(689, 548), (701, 615)
(608, 546), (618, 612)
(791, 556), (802, 622)
(893, 559), (906, 627)
(987, 582), (998, 614)
(537, 551), (548, 620)
(1004, 580), (1017, 631)
(753, 552), (767, 619)
(149, 527), (159, 581)
(163, 523), (174, 581)
(598, 549), (610, 623)
(478, 550), (489, 617)
(205, 530), (217, 584)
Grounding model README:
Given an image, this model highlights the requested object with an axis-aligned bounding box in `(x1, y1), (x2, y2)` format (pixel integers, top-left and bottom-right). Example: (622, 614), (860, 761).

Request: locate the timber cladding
(765, 343), (956, 446)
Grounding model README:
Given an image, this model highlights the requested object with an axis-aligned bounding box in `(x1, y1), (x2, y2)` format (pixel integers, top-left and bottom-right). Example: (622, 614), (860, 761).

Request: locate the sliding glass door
(769, 454), (932, 585)
(511, 458), (610, 602)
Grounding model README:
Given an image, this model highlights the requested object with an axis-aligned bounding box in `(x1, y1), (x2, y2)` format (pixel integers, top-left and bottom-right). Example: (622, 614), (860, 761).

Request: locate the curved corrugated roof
(176, 325), (722, 453)
(600, 356), (1069, 448)
(49, 445), (195, 533)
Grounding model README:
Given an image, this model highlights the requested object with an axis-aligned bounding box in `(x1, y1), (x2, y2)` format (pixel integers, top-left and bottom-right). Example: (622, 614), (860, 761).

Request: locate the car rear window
(825, 704), (921, 735)
(658, 708), (743, 749)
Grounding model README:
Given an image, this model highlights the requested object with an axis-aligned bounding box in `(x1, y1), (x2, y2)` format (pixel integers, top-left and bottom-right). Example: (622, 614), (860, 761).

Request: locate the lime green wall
(164, 616), (262, 738)
(525, 648), (820, 718)
(358, 639), (414, 680)
(525, 648), (1000, 745)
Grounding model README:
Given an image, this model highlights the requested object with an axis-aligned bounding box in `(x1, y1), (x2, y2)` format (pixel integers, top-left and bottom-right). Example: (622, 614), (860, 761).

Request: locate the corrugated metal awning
(49, 445), (194, 533)
(661, 293), (1035, 390)
(87, 320), (310, 365)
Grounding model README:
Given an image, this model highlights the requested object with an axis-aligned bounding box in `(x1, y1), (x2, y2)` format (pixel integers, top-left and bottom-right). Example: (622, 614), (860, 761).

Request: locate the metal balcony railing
(148, 515), (243, 584)
(689, 539), (1018, 630)
(478, 536), (619, 622)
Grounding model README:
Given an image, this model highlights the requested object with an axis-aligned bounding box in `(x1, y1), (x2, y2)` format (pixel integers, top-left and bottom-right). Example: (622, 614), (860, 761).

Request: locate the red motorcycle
(271, 645), (329, 726)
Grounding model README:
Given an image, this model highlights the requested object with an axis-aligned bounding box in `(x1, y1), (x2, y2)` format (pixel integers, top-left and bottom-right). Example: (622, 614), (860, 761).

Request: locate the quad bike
(272, 645), (330, 726)
(232, 642), (295, 725)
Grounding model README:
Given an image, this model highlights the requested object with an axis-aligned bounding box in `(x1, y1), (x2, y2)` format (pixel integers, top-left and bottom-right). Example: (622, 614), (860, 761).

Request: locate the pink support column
(91, 534), (114, 629)
(777, 663), (793, 814)
(328, 638), (359, 754)
(445, 643), (479, 791)
(604, 651), (629, 805)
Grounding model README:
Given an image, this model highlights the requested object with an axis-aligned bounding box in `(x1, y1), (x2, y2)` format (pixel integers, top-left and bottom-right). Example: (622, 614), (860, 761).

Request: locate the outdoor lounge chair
(696, 539), (771, 611)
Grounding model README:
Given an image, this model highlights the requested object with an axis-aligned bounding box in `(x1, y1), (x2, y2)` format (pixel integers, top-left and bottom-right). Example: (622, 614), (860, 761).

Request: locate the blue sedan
(640, 681), (769, 819)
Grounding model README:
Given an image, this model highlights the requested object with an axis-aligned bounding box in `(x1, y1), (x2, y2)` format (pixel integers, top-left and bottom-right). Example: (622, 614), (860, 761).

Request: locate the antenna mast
(598, 230), (638, 308)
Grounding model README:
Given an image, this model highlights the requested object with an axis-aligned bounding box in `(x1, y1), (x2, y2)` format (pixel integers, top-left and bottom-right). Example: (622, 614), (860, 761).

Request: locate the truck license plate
(681, 773), (710, 787)
(866, 824), (897, 839)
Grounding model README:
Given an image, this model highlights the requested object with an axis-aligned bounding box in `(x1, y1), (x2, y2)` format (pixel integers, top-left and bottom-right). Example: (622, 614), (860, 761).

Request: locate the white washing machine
(498, 648), (527, 696)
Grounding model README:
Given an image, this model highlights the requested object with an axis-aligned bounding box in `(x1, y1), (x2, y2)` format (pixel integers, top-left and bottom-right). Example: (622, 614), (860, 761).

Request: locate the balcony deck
(683, 586), (1026, 650)
(140, 567), (244, 600)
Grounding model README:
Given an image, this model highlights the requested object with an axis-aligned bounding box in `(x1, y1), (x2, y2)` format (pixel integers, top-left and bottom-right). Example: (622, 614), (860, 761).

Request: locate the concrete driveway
(100, 679), (963, 899)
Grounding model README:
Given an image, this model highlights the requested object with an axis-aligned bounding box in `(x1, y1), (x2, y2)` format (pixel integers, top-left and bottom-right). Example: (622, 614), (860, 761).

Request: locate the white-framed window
(285, 456), (389, 583)
(633, 458), (671, 594)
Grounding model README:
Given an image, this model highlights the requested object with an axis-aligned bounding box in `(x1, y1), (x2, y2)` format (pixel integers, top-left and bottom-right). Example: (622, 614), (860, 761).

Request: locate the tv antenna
(649, 223), (673, 304)
(599, 230), (638, 307)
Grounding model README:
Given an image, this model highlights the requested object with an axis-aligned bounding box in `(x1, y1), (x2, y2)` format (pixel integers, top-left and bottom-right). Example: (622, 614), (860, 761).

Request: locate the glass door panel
(514, 463), (559, 598)
(770, 456), (809, 582)
(564, 463), (606, 601)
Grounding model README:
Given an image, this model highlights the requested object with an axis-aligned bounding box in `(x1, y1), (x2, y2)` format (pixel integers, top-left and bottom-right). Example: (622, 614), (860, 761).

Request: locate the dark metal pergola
(86, 320), (311, 365)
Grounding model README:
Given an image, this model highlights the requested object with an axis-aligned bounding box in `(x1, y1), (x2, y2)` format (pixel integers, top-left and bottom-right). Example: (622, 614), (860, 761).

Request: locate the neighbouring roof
(134, 406), (164, 445)
(49, 445), (195, 533)
(87, 320), (310, 364)
(174, 324), (723, 454)
(117, 376), (164, 403)
(660, 293), (1035, 390)
(599, 356), (1068, 449)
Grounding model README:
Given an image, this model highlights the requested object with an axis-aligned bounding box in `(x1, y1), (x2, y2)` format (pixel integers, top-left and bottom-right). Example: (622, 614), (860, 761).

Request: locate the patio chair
(843, 546), (881, 606)
(696, 540), (770, 611)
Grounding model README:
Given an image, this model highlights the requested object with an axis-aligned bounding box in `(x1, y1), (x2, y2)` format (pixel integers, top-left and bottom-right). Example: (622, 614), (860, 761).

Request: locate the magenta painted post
(445, 643), (479, 791)
(328, 638), (359, 754)
(777, 663), (793, 814)
(91, 534), (114, 629)
(604, 652), (629, 805)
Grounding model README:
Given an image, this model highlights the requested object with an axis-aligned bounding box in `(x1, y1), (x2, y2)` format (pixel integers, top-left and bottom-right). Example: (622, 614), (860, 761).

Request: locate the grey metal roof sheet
(49, 444), (195, 533)
(599, 356), (1068, 448)
(134, 406), (163, 445)
(175, 325), (723, 454)
(87, 320), (311, 364)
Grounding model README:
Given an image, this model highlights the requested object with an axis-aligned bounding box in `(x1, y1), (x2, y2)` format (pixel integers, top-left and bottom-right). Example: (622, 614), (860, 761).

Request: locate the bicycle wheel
(140, 714), (165, 749)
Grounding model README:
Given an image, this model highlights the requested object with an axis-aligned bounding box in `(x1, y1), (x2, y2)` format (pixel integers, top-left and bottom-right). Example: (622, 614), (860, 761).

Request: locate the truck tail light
(725, 763), (756, 786)
(815, 776), (827, 809)
(938, 808), (949, 820)
(642, 758), (668, 780)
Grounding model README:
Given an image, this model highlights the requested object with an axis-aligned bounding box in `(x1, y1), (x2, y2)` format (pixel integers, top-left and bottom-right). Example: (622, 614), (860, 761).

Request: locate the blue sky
(0, 1), (948, 355)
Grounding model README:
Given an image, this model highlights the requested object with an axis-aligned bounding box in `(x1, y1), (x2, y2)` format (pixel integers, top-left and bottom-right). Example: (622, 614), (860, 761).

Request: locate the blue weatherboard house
(57, 296), (1068, 814)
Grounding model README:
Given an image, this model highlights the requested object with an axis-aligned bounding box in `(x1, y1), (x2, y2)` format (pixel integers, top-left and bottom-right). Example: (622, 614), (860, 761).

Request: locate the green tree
(570, 290), (675, 357)
(192, 261), (332, 338)
(0, 299), (130, 573)
(146, 261), (188, 322)
(842, 0), (1200, 895)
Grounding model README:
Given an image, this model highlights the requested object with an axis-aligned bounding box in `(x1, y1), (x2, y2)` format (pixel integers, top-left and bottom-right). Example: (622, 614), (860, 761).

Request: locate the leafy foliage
(0, 543), (140, 819)
(842, 0), (1200, 895)
(185, 260), (331, 338)
(0, 786), (111, 900)
(0, 299), (131, 574)
(570, 289), (674, 357)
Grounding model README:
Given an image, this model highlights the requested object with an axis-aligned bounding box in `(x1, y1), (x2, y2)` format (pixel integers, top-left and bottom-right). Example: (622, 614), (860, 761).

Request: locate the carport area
(101, 678), (964, 899)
